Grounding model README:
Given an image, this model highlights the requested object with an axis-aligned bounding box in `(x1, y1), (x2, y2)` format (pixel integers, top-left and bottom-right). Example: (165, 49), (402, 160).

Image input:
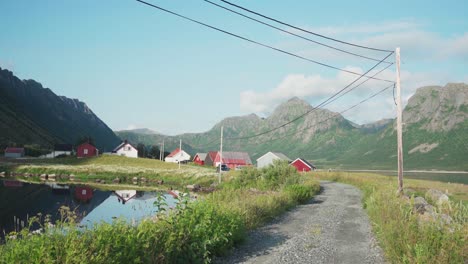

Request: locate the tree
(137, 143), (146, 158)
(149, 145), (160, 159)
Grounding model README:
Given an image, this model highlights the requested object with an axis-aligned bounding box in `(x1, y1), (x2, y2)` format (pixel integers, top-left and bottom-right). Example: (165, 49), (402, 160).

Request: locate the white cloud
(240, 68), (440, 125)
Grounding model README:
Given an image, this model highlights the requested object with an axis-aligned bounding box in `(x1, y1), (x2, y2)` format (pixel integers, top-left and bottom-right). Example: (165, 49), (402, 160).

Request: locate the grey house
(256, 152), (291, 168)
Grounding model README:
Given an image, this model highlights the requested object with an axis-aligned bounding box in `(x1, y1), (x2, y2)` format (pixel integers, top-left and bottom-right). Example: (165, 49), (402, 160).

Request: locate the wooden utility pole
(218, 126), (223, 183)
(396, 47), (404, 193)
(179, 139), (182, 169)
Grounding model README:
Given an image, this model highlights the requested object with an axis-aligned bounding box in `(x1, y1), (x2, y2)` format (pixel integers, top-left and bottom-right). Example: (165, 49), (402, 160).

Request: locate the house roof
(218, 152), (252, 165)
(54, 144), (73, 151)
(271, 152), (291, 161)
(194, 153), (207, 161)
(167, 148), (189, 158)
(5, 147), (24, 153)
(77, 142), (98, 150)
(257, 151), (291, 161)
(113, 140), (136, 152)
(291, 158), (316, 169)
(206, 151), (218, 161)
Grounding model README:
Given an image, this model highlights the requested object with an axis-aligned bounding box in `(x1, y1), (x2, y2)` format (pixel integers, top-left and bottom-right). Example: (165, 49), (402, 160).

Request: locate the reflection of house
(112, 140), (138, 158)
(75, 186), (94, 203)
(256, 152), (291, 168)
(193, 153), (207, 165)
(2, 180), (23, 187)
(4, 147), (25, 158)
(213, 151), (252, 169)
(77, 143), (98, 158)
(164, 148), (191, 163)
(114, 190), (137, 204)
(290, 158), (316, 172)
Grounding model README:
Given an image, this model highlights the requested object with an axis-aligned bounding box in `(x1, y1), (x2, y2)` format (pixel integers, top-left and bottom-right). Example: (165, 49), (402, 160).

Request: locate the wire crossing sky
(0, 0), (466, 135)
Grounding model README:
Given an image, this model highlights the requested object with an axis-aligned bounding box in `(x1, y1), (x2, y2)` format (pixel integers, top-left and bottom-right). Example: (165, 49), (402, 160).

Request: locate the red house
(290, 158), (316, 172)
(76, 143), (98, 158)
(213, 151), (252, 169)
(204, 151), (218, 166)
(193, 153), (207, 165)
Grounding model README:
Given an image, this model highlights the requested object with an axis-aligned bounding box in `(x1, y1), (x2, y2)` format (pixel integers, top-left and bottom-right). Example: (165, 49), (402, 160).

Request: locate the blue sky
(1, 0), (467, 135)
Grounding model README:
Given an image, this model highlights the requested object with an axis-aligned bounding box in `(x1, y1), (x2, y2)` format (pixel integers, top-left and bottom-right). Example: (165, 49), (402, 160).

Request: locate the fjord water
(0, 180), (177, 237)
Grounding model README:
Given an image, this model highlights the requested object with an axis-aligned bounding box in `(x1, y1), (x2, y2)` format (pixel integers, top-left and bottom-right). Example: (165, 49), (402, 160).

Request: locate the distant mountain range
(0, 68), (120, 151)
(116, 83), (468, 170)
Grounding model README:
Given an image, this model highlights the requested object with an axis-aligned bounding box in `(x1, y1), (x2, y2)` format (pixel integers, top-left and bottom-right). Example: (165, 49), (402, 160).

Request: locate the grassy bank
(314, 172), (467, 263)
(0, 155), (217, 189)
(0, 161), (319, 263)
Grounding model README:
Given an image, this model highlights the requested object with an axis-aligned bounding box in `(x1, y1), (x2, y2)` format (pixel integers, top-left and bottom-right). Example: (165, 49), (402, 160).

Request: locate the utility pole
(218, 126), (223, 183)
(179, 139), (182, 169)
(162, 139), (165, 161)
(159, 142), (162, 160)
(396, 47), (404, 194)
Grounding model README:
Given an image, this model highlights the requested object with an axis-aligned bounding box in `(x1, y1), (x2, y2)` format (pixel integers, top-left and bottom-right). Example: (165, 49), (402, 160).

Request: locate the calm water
(0, 180), (177, 238)
(344, 171), (468, 184)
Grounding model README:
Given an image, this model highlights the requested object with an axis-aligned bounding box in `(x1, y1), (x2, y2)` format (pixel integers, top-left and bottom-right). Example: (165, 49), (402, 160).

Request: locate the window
(127, 146), (131, 151)
(84, 149), (88, 155)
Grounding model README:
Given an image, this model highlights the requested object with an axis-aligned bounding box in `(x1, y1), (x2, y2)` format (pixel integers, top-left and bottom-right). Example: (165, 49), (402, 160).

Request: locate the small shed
(164, 148), (191, 163)
(214, 151), (252, 169)
(256, 152), (291, 168)
(290, 158), (316, 172)
(193, 153), (207, 165)
(77, 143), (98, 158)
(112, 140), (138, 158)
(204, 151), (218, 166)
(4, 147), (25, 158)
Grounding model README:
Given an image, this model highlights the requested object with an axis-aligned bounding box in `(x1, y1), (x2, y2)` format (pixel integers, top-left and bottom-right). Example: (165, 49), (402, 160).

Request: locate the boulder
(112, 178), (120, 184)
(426, 189), (450, 207)
(186, 184), (201, 191)
(413, 196), (430, 214)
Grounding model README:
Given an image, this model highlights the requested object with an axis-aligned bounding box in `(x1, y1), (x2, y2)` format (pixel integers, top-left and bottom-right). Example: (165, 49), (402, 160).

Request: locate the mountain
(116, 83), (468, 170)
(0, 68), (120, 151)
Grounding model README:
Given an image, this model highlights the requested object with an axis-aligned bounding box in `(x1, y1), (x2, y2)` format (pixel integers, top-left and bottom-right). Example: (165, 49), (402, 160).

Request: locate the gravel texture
(215, 181), (384, 264)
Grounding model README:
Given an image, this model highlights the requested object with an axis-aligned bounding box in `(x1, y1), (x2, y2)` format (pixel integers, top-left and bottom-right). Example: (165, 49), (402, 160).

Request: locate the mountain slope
(0, 68), (120, 151)
(116, 83), (468, 170)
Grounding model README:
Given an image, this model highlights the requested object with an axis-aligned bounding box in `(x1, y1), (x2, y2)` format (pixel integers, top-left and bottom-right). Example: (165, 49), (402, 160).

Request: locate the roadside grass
(0, 161), (320, 263)
(314, 171), (467, 263)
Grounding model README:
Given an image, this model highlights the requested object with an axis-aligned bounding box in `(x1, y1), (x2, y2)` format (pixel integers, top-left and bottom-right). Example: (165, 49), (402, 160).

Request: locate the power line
(226, 52), (394, 140)
(219, 0), (393, 53)
(202, 0), (392, 64)
(233, 83), (395, 145)
(135, 0), (393, 83)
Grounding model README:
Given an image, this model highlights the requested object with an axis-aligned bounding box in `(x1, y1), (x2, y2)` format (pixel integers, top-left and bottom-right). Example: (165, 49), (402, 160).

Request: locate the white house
(256, 152), (291, 168)
(112, 140), (138, 158)
(165, 148), (191, 163)
(41, 144), (74, 158)
(114, 190), (137, 204)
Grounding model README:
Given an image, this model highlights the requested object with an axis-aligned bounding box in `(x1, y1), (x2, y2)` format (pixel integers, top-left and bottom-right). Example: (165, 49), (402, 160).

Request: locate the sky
(1, 0), (467, 135)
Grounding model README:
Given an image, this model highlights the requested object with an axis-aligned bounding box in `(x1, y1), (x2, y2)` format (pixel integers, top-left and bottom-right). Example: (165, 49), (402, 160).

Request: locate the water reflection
(0, 180), (176, 239)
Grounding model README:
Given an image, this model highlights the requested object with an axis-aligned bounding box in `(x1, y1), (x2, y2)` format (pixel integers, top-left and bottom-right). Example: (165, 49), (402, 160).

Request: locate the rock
(0, 172), (5, 178)
(413, 196), (430, 214)
(100, 180), (105, 184)
(95, 179), (101, 183)
(132, 177), (138, 182)
(48, 174), (56, 179)
(186, 184), (201, 191)
(112, 178), (120, 184)
(140, 177), (146, 182)
(426, 189), (450, 207)
(157, 180), (164, 185)
(438, 214), (452, 225)
(40, 174), (47, 181)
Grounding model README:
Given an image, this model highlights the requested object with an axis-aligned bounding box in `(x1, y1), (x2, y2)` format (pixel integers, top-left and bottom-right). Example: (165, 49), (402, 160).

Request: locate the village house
(4, 147), (25, 158)
(204, 151), (218, 166)
(112, 140), (138, 158)
(164, 148), (191, 163)
(193, 153), (207, 165)
(256, 151), (291, 168)
(114, 190), (137, 204)
(290, 158), (316, 172)
(76, 142), (98, 158)
(213, 151), (252, 169)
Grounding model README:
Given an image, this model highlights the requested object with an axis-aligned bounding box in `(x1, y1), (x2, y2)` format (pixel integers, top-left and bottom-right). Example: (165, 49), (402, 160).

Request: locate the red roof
(5, 147), (24, 153)
(207, 151), (218, 161)
(167, 148), (181, 158)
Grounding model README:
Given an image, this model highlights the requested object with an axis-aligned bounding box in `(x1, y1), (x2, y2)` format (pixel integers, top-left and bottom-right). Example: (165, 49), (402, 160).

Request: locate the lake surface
(343, 170), (468, 184)
(0, 180), (177, 238)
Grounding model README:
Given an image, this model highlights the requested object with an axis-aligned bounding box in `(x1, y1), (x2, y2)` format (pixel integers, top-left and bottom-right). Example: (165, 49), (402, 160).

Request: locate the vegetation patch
(314, 171), (467, 263)
(0, 160), (319, 263)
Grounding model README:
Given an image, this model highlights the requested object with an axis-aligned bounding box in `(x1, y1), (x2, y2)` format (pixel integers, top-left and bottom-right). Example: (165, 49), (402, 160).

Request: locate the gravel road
(215, 181), (384, 264)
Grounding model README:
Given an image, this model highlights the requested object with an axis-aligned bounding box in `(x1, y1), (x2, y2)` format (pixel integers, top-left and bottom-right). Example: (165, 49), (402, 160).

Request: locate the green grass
(314, 171), (467, 263)
(0, 160), (320, 263)
(1, 155), (219, 189)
